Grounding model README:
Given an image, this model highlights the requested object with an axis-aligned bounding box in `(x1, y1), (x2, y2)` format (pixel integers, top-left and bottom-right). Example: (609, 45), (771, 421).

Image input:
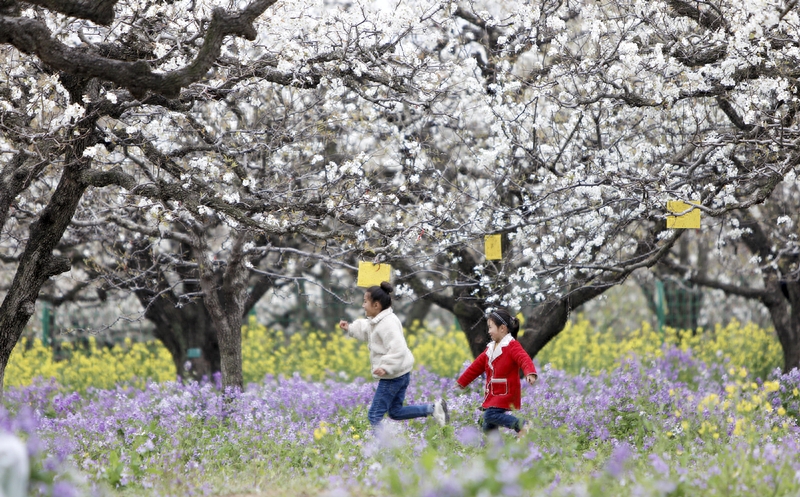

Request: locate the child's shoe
(433, 399), (449, 426)
(517, 420), (530, 439)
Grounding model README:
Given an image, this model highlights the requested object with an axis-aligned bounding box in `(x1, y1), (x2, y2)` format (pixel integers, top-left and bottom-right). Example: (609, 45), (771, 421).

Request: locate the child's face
(487, 319), (508, 343)
(362, 292), (382, 318)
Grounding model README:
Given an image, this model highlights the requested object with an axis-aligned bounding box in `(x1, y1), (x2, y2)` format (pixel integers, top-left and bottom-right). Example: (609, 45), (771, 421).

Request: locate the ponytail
(366, 281), (393, 310)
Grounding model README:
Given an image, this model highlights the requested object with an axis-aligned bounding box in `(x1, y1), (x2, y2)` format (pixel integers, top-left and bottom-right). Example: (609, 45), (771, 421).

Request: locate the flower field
(5, 319), (798, 496)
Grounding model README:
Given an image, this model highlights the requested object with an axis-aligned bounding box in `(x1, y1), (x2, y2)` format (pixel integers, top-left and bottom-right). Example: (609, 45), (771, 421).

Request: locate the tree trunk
(780, 321), (800, 373)
(681, 213), (800, 374)
(123, 232), (277, 383)
(136, 292), (220, 380)
(404, 263), (629, 359)
(453, 299), (491, 357)
(195, 230), (250, 391)
(213, 309), (244, 390)
(763, 277), (800, 373)
(0, 160), (88, 394)
(402, 229), (680, 361)
(737, 213), (800, 373)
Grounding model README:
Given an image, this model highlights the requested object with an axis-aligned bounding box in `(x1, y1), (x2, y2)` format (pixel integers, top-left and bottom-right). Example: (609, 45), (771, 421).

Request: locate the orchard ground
(6, 319), (796, 497)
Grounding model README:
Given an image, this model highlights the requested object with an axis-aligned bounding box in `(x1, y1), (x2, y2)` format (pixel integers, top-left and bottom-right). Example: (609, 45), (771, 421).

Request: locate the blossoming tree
(350, 0), (800, 360)
(661, 182), (800, 372)
(3, 0), (800, 394)
(0, 0), (443, 391)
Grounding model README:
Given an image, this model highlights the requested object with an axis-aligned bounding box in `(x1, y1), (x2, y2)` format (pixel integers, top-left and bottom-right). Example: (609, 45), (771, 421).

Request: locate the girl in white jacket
(339, 282), (448, 428)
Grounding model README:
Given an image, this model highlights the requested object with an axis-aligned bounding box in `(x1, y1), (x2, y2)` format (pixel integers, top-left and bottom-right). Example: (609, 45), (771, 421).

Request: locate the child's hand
(373, 368), (386, 377)
(526, 373), (538, 386)
(339, 320), (349, 331)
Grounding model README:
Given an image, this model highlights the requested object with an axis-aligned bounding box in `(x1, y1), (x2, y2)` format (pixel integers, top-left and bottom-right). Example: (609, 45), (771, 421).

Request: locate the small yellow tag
(485, 234), (502, 260)
(357, 261), (392, 288)
(666, 201), (701, 229)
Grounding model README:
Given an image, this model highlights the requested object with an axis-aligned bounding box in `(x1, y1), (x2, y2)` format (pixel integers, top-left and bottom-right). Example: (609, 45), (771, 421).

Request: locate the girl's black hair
(366, 281), (393, 310)
(487, 308), (520, 338)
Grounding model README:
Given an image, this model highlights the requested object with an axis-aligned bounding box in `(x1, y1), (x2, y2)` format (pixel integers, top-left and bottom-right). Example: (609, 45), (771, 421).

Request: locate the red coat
(457, 337), (537, 410)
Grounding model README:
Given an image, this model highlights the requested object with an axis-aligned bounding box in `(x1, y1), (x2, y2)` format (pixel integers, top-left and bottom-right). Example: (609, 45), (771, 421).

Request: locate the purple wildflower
(605, 443), (633, 478)
(648, 453), (669, 476)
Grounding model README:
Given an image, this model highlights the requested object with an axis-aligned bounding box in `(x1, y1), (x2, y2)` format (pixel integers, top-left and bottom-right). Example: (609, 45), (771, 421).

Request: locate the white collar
(369, 308), (393, 325)
(487, 333), (513, 366)
(487, 333), (513, 350)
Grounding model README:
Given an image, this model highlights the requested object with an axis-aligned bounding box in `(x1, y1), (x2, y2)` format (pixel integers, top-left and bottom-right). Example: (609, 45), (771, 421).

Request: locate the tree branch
(0, 0), (279, 98)
(716, 96), (755, 131)
(666, 0), (729, 32)
(24, 0), (118, 25)
(44, 255), (72, 278)
(660, 257), (768, 300)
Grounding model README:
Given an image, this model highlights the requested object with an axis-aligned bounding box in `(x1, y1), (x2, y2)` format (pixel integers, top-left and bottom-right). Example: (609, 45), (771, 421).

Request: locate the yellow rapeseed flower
(5, 317), (785, 395)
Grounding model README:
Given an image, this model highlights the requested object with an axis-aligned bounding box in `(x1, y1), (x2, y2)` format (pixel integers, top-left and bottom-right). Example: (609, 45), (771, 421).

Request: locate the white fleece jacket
(347, 308), (414, 380)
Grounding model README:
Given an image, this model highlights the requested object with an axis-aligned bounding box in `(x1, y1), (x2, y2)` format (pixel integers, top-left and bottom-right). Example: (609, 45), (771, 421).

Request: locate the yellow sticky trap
(485, 234), (502, 260)
(666, 201), (701, 229)
(357, 261), (392, 288)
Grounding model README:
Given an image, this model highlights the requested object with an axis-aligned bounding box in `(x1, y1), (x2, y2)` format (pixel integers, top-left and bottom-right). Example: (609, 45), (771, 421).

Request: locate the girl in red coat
(457, 308), (538, 436)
